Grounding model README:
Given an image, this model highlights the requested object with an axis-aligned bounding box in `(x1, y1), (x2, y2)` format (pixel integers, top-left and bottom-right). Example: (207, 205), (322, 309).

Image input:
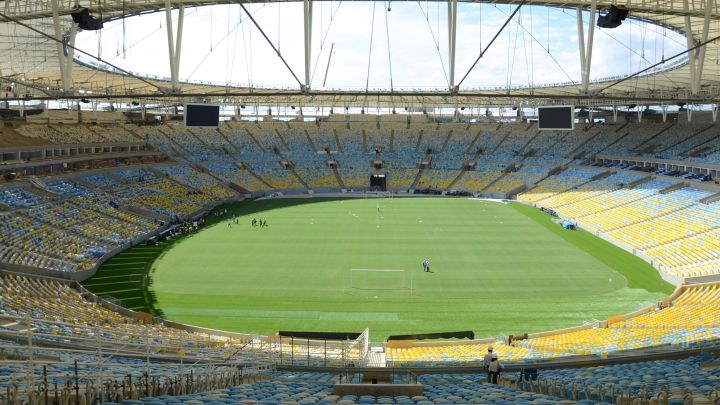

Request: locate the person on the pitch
(422, 259), (430, 272)
(251, 218), (257, 227)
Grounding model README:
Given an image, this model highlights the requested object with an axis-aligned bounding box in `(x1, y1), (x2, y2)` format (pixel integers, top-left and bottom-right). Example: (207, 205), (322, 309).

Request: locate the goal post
(346, 268), (413, 297)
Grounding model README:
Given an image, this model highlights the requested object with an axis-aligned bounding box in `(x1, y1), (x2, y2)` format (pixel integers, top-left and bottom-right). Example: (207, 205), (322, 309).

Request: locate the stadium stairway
(658, 124), (715, 155)
(333, 129), (343, 153)
(234, 162), (273, 189)
(554, 177), (658, 220)
(302, 129), (319, 152)
(487, 129), (513, 156)
(517, 165), (564, 196)
(685, 132), (720, 157)
(464, 131), (482, 155)
(286, 165), (311, 190)
(630, 123), (675, 154)
(480, 170), (511, 193)
(156, 127), (193, 156)
(445, 166), (470, 191)
(365, 346), (386, 367)
(414, 130), (424, 153)
(699, 191), (720, 204)
(438, 130), (453, 153)
(239, 127), (267, 153)
(408, 165), (425, 190)
(331, 165), (346, 189)
(275, 128), (292, 152)
(532, 131), (574, 158)
(216, 127), (245, 159)
(565, 129), (604, 159)
(600, 197), (697, 233)
(541, 172), (620, 210)
(516, 130), (542, 156)
(186, 128), (222, 154)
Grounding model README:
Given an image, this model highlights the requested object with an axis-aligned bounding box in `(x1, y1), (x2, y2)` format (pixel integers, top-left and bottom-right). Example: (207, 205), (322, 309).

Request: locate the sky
(73, 2), (687, 92)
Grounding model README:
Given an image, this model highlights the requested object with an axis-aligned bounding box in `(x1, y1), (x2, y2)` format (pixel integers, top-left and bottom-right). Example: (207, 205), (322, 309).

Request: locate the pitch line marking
(351, 268), (405, 272)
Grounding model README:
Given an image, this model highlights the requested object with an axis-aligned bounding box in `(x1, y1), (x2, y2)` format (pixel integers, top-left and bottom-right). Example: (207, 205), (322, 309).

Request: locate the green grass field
(83, 197), (674, 340)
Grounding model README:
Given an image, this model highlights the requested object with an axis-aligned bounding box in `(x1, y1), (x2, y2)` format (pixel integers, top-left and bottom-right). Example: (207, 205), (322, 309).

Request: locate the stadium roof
(1, 0), (720, 108)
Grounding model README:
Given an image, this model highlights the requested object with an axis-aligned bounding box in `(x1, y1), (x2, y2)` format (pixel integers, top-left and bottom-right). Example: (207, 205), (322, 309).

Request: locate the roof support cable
(506, 11), (518, 92)
(479, 1), (482, 55)
(527, 6), (534, 92)
(228, 5), (242, 86)
(122, 0), (126, 59)
(456, 0), (526, 88)
(597, 26), (679, 89)
(416, 1), (449, 89)
(185, 9), (248, 84)
(226, 4), (232, 86)
(243, 9), (252, 86)
(235, 1), (303, 88)
(495, 4), (576, 88)
(521, 8), (533, 92)
(598, 33), (720, 95)
(310, 0), (342, 85)
(365, 1), (377, 94)
(384, 1), (394, 92)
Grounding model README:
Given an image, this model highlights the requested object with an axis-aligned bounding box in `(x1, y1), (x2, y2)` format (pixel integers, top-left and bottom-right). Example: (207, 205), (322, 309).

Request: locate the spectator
(483, 346), (494, 383)
(488, 355), (503, 384)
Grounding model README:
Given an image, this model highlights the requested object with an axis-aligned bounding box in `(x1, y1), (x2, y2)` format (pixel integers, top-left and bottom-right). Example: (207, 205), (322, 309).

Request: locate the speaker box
(597, 5), (628, 29)
(71, 7), (104, 30)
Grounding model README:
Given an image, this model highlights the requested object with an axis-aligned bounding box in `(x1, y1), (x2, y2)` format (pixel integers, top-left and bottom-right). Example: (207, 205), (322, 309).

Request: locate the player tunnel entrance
(370, 174), (386, 191)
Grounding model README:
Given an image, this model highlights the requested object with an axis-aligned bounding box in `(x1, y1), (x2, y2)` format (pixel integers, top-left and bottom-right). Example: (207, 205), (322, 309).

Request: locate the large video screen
(538, 106), (574, 130)
(184, 104), (220, 128)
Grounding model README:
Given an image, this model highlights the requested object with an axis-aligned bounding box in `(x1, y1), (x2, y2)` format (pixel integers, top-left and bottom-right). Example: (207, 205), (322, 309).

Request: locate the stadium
(1, 0), (720, 403)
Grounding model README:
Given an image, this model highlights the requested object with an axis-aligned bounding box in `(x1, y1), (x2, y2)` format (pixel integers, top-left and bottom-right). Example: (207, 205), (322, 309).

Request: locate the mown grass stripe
(103, 198), (670, 339)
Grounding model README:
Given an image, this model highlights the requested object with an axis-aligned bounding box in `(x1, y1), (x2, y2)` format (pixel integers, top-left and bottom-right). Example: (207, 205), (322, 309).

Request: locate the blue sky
(74, 2), (686, 92)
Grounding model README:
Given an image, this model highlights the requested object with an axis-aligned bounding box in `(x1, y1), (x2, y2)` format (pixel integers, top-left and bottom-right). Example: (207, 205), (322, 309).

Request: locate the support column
(175, 5), (185, 85)
(64, 23), (77, 92)
(576, 7), (586, 88)
(692, 0), (713, 94)
(577, 1), (596, 94)
(582, 1), (596, 92)
(165, 0), (185, 92)
(447, 0), (458, 92)
(684, 0), (698, 93)
(51, 0), (71, 93)
(303, 0), (313, 92)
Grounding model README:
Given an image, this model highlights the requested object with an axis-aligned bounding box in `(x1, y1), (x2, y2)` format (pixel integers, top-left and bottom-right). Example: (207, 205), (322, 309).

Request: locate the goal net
(346, 268), (413, 297)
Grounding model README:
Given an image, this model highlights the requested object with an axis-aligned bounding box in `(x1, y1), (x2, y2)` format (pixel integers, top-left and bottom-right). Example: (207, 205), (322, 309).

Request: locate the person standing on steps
(488, 355), (503, 384)
(483, 347), (494, 383)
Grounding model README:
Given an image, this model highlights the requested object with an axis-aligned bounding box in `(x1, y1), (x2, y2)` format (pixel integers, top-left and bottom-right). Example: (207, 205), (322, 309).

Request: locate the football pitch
(84, 197), (674, 339)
